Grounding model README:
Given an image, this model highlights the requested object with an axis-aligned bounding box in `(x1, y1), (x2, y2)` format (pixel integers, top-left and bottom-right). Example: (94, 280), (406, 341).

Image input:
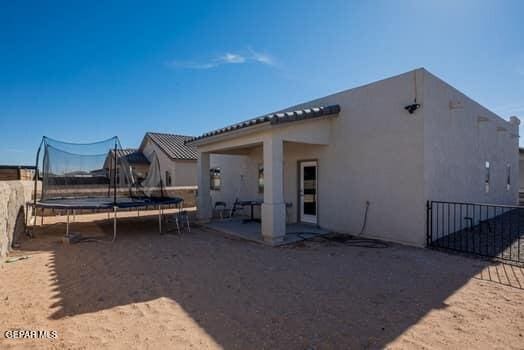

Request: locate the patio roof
(186, 104), (340, 144)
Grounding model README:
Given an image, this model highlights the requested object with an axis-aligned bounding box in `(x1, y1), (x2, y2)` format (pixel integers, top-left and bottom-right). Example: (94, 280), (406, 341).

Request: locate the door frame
(297, 159), (319, 225)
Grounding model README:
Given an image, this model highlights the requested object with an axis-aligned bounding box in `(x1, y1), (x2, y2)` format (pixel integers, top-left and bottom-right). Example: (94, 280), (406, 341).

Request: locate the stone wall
(0, 181), (34, 258)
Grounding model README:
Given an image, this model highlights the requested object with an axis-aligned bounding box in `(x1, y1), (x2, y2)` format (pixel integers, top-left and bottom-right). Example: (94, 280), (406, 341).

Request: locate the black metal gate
(427, 200), (523, 264)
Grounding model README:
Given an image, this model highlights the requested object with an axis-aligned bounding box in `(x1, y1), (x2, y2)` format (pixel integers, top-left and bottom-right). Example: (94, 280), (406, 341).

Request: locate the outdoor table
(239, 200), (262, 223)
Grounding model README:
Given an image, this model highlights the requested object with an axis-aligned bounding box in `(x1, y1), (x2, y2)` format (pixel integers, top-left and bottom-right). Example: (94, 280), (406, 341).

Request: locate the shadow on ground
(15, 215), (524, 349)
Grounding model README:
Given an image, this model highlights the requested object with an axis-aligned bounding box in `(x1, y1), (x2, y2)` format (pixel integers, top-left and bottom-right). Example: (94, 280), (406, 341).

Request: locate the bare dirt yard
(1, 212), (523, 349)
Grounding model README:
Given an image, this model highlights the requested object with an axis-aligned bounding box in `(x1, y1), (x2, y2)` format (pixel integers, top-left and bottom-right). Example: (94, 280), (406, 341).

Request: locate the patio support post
(197, 151), (213, 222)
(261, 136), (286, 244)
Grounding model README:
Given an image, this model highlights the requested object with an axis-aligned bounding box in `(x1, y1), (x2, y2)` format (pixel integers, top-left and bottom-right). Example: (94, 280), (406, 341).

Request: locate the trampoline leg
(158, 206), (163, 234)
(112, 206), (117, 242)
(24, 203), (29, 234)
(66, 210), (70, 237)
(41, 210), (44, 225)
(32, 205), (37, 237)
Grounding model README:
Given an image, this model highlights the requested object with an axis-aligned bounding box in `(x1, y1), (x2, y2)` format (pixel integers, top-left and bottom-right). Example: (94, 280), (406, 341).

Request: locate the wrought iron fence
(427, 200), (523, 264)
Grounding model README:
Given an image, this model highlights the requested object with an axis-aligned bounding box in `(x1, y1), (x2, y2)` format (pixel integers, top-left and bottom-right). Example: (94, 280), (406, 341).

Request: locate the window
(210, 168), (221, 190)
(258, 164), (264, 193)
(165, 171), (172, 186)
(485, 161), (490, 193)
(506, 164), (511, 191)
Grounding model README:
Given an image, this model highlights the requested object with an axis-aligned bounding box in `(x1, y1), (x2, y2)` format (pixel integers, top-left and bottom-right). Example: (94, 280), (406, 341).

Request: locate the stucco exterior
(190, 68), (519, 247)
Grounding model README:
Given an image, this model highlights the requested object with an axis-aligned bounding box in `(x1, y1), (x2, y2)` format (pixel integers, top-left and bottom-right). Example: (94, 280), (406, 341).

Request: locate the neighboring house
(0, 165), (35, 181)
(137, 132), (245, 194)
(104, 148), (150, 184)
(187, 68), (520, 246)
(139, 132), (199, 187)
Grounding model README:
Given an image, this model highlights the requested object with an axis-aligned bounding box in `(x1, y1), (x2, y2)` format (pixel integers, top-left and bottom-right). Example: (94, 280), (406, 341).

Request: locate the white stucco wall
(141, 139), (199, 187)
(519, 152), (524, 190)
(208, 154), (256, 209)
(423, 70), (519, 205)
(194, 68), (519, 247)
(279, 70), (426, 245)
(172, 160), (197, 186)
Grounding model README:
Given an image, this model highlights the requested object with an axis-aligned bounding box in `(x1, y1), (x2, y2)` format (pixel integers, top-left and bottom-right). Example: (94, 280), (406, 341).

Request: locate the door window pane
(303, 165), (316, 216)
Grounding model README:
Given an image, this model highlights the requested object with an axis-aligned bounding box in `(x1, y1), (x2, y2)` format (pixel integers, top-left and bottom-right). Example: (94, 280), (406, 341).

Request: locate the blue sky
(1, 0), (523, 165)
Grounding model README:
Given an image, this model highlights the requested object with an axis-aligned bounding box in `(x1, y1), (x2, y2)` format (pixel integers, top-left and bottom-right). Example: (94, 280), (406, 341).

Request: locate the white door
(299, 161), (318, 224)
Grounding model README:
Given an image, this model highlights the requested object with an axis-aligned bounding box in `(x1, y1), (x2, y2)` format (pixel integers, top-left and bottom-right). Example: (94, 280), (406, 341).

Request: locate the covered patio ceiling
(191, 104), (340, 245)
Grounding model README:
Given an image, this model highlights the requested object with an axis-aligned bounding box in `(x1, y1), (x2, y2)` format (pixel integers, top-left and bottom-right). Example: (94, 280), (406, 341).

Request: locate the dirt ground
(0, 212), (523, 350)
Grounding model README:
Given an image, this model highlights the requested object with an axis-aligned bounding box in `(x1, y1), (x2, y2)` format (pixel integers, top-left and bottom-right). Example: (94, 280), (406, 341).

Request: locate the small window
(210, 168), (221, 191)
(165, 171), (172, 186)
(258, 164), (264, 193)
(506, 164), (511, 191)
(485, 161), (490, 193)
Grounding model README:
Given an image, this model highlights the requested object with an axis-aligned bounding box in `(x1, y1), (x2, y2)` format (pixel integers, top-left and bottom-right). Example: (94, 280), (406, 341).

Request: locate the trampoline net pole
(113, 141), (117, 205)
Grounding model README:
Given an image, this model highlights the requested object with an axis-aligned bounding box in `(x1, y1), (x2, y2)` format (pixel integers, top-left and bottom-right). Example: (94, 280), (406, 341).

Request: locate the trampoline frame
(29, 136), (184, 241)
(27, 198), (184, 241)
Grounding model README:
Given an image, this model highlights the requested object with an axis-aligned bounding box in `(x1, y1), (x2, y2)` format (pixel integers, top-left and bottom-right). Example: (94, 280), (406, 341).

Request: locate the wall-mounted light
(404, 103), (421, 114)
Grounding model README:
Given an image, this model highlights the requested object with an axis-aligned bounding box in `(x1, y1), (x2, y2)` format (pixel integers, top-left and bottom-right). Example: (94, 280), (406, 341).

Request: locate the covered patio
(186, 105), (340, 245)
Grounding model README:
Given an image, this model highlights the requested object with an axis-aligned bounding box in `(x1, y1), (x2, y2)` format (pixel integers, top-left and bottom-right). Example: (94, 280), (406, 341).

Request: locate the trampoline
(29, 136), (185, 241)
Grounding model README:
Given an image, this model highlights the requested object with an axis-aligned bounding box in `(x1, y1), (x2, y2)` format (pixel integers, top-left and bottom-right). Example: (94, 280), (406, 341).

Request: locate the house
(138, 132), (199, 187)
(104, 148), (150, 184)
(186, 68), (520, 246)
(138, 132), (246, 195)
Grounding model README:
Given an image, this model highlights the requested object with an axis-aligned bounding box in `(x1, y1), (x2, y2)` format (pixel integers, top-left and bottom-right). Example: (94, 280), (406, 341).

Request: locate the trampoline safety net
(36, 136), (166, 204)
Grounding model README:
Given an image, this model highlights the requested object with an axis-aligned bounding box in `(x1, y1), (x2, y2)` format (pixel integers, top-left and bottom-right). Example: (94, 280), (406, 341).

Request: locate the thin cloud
(219, 53), (245, 64)
(248, 48), (274, 65)
(167, 49), (275, 70)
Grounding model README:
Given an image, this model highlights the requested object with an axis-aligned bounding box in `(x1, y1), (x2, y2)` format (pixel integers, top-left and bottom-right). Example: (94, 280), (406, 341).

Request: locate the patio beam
(261, 135), (286, 244)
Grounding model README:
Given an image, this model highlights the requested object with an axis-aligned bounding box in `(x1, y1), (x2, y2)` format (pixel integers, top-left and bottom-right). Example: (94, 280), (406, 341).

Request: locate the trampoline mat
(34, 197), (183, 210)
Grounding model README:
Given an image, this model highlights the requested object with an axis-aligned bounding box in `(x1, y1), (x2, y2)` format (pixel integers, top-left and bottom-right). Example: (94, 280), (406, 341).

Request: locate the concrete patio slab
(205, 218), (330, 246)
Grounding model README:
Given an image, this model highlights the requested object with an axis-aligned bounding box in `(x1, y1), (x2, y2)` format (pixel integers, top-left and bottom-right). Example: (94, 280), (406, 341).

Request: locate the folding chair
(214, 201), (229, 219)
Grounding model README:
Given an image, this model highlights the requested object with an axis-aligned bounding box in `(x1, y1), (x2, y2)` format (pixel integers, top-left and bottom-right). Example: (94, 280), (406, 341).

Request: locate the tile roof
(186, 104), (340, 143)
(145, 133), (199, 160)
(114, 149), (150, 164)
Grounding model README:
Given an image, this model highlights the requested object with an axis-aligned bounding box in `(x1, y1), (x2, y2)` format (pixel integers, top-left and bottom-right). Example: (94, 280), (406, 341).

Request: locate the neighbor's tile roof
(146, 132), (199, 160)
(186, 104), (340, 143)
(114, 149), (150, 164)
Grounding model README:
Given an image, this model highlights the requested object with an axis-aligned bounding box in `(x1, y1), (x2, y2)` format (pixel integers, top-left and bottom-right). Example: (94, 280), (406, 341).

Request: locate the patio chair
(166, 210), (190, 234)
(214, 201), (229, 219)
